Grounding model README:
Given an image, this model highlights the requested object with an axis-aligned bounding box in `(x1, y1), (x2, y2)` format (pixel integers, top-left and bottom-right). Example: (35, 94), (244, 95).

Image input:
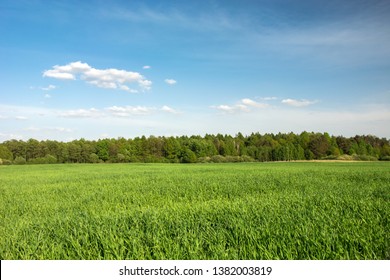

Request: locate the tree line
(0, 132), (390, 165)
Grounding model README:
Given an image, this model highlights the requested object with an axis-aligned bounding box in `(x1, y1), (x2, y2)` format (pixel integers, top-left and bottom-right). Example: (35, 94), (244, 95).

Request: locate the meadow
(0, 162), (389, 260)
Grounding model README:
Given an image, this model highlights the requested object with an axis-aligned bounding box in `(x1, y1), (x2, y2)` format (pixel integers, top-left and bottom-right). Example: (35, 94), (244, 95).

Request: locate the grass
(0, 162), (389, 259)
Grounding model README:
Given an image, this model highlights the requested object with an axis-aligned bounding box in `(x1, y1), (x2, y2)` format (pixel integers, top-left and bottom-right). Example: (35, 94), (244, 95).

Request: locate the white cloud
(281, 98), (318, 107)
(260, 97), (278, 101)
(43, 61), (152, 92)
(241, 98), (269, 109)
(25, 126), (72, 133)
(236, 104), (250, 112)
(214, 105), (234, 112)
(119, 85), (139, 93)
(215, 97), (316, 111)
(53, 127), (72, 133)
(43, 71), (75, 80)
(0, 133), (24, 140)
(44, 94), (51, 99)
(106, 106), (153, 117)
(160, 105), (178, 114)
(143, 65), (151, 69)
(165, 79), (177, 85)
(138, 79), (152, 90)
(15, 116), (28, 120)
(59, 108), (102, 118)
(213, 104), (249, 114)
(41, 85), (56, 91)
(88, 80), (117, 89)
(53, 105), (181, 119)
(213, 97), (270, 113)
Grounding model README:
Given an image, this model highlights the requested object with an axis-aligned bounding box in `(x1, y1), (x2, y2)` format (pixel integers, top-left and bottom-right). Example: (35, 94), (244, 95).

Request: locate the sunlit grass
(0, 162), (389, 259)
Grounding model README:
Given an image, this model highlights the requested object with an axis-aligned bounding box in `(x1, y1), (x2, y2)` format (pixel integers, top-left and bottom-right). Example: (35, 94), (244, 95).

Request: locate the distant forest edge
(1, 132), (390, 165)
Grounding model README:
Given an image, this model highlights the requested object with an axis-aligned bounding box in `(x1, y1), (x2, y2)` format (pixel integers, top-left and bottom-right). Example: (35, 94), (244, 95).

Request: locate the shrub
(225, 156), (242, 162)
(117, 153), (126, 163)
(210, 155), (226, 163)
(323, 155), (338, 160)
(29, 155), (58, 164)
(198, 157), (211, 163)
(180, 148), (197, 163)
(1, 159), (12, 165)
(144, 155), (164, 163)
(89, 153), (100, 163)
(352, 155), (378, 161)
(241, 155), (255, 162)
(337, 154), (354, 161)
(128, 156), (140, 163)
(14, 156), (27, 165)
(45, 155), (58, 164)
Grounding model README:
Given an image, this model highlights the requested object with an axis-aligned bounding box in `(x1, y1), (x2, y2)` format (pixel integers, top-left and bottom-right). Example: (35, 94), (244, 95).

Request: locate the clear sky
(1, 0), (390, 141)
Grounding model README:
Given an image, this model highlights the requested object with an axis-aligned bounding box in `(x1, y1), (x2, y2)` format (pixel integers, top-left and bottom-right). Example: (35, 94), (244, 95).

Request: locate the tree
(58, 142), (69, 163)
(380, 144), (390, 159)
(117, 153), (126, 163)
(79, 140), (95, 163)
(295, 144), (306, 160)
(1, 132), (387, 164)
(96, 140), (109, 162)
(163, 137), (181, 162)
(257, 146), (272, 161)
(309, 134), (330, 159)
(3, 140), (26, 159)
(0, 145), (13, 161)
(180, 148), (197, 163)
(14, 156), (26, 165)
(89, 153), (100, 163)
(68, 142), (82, 163)
(26, 139), (40, 161)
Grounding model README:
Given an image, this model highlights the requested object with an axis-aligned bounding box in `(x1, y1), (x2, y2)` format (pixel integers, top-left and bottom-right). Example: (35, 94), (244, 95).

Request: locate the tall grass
(0, 162), (389, 259)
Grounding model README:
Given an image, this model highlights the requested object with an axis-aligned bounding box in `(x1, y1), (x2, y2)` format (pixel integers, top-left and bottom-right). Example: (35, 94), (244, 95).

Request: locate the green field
(0, 162), (389, 260)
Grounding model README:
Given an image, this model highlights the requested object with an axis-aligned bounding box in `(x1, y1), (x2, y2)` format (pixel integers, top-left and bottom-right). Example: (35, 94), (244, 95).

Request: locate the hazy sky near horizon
(1, 0), (390, 141)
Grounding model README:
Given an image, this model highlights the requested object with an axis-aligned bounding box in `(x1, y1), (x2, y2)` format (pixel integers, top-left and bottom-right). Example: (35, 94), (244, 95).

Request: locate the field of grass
(0, 162), (389, 260)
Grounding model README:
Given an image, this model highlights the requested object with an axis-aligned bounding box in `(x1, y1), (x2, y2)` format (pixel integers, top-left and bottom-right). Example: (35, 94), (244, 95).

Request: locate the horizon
(1, 0), (390, 141)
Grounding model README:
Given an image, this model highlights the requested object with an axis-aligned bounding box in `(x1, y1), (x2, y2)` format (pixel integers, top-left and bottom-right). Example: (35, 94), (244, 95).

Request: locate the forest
(0, 132), (390, 164)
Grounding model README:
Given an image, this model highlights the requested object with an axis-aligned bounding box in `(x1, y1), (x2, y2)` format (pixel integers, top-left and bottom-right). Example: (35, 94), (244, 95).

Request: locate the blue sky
(1, 0), (390, 141)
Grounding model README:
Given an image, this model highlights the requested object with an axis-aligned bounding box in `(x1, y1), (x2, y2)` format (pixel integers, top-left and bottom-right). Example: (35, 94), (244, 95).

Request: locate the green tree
(0, 145), (13, 161)
(180, 148), (197, 163)
(14, 156), (26, 165)
(68, 142), (82, 163)
(79, 139), (95, 163)
(89, 153), (100, 163)
(26, 139), (40, 161)
(309, 134), (330, 159)
(163, 137), (181, 162)
(3, 140), (26, 159)
(96, 140), (109, 162)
